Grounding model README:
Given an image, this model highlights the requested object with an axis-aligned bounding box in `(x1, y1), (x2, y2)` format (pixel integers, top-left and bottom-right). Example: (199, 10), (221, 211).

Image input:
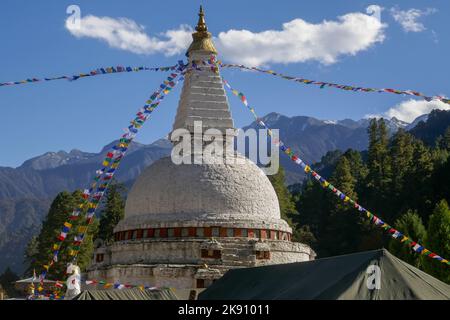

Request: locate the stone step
(190, 82), (224, 89)
(183, 109), (233, 119)
(187, 75), (223, 84)
(189, 87), (226, 95)
(173, 118), (234, 131)
(179, 93), (229, 104)
(183, 100), (230, 109)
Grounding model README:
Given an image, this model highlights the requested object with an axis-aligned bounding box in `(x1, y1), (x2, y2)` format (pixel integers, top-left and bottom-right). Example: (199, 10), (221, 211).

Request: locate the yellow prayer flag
(78, 226), (88, 233)
(102, 160), (109, 166)
(344, 196), (350, 202)
(304, 166), (311, 173)
(323, 181), (329, 188)
(53, 244), (59, 250)
(401, 236), (409, 243)
(64, 222), (72, 228)
(43, 265), (49, 270)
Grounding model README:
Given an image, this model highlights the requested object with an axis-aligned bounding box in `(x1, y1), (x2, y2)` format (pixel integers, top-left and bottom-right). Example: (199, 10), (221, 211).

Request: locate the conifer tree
(404, 140), (434, 221)
(389, 129), (414, 199)
(23, 236), (39, 275)
(0, 267), (19, 298)
(268, 165), (296, 226)
(320, 156), (363, 256)
(365, 119), (392, 216)
(442, 126), (450, 151)
(97, 182), (126, 244)
(293, 180), (329, 250)
(423, 200), (450, 284)
(25, 191), (97, 280)
(388, 210), (427, 268)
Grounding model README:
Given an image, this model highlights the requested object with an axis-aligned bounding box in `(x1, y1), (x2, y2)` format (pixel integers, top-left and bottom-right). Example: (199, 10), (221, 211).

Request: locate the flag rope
(194, 59), (450, 106)
(35, 61), (188, 293)
(30, 278), (170, 300)
(67, 65), (188, 264)
(221, 76), (450, 267)
(0, 64), (180, 87)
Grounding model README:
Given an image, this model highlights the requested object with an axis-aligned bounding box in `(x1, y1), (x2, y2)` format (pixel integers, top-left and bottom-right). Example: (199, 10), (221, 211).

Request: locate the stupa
(87, 6), (315, 290)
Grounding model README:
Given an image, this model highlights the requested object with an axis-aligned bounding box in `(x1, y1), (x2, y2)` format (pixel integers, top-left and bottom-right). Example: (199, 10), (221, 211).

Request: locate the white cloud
(215, 7), (386, 66)
(390, 7), (437, 32)
(65, 15), (192, 56)
(367, 99), (450, 123)
(66, 8), (386, 65)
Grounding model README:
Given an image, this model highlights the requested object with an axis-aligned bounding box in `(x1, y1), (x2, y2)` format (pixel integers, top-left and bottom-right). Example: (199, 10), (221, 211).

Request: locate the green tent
(199, 249), (450, 300)
(73, 287), (178, 300)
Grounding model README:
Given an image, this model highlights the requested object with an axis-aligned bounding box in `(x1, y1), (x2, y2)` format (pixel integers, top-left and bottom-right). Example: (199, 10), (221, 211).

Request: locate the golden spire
(187, 5), (217, 55)
(196, 5), (207, 32)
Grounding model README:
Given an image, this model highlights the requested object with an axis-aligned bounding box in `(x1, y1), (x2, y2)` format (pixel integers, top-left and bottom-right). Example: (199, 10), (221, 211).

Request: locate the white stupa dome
(116, 153), (290, 232)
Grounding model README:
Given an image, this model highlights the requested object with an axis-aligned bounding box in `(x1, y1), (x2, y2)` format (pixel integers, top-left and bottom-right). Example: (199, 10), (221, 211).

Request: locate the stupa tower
(171, 5), (235, 148)
(87, 7), (315, 292)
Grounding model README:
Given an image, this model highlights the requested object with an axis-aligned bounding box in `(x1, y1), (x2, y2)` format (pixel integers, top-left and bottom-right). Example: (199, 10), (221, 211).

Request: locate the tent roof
(73, 287), (179, 300)
(199, 249), (450, 300)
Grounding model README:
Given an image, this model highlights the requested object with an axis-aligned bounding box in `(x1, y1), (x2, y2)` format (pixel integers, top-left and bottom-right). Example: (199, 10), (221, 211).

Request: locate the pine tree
(23, 236), (39, 275)
(365, 119), (392, 217)
(320, 156), (363, 256)
(389, 130), (414, 199)
(292, 225), (317, 247)
(422, 200), (450, 283)
(293, 180), (329, 251)
(75, 217), (98, 274)
(404, 140), (434, 222)
(26, 191), (97, 280)
(0, 267), (20, 298)
(431, 156), (450, 204)
(442, 126), (450, 151)
(97, 182), (126, 244)
(268, 165), (296, 226)
(388, 210), (427, 268)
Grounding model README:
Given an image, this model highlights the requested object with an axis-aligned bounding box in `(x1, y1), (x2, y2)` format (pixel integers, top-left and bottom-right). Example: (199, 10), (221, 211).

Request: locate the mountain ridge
(1, 111), (445, 274)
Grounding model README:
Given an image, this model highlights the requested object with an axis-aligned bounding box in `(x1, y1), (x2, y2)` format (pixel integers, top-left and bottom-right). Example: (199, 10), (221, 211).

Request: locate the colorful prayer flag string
(196, 59), (450, 106)
(66, 64), (188, 262)
(222, 76), (450, 267)
(38, 61), (188, 284)
(30, 278), (166, 299)
(83, 279), (163, 291)
(0, 64), (184, 87)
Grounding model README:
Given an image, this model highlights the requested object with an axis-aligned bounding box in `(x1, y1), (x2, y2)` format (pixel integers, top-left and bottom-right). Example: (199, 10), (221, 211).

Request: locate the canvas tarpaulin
(73, 288), (179, 300)
(199, 249), (450, 300)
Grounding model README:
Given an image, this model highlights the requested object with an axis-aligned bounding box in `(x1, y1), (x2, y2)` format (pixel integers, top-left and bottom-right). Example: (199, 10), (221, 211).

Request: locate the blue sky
(0, 0), (449, 167)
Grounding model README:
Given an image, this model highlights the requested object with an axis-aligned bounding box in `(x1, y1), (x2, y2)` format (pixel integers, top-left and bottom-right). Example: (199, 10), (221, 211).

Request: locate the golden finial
(187, 5), (217, 55)
(196, 5), (207, 32)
